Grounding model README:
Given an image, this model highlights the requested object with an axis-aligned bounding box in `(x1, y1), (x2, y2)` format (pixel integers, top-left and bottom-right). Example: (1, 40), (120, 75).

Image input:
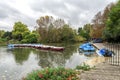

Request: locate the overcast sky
(0, 0), (117, 31)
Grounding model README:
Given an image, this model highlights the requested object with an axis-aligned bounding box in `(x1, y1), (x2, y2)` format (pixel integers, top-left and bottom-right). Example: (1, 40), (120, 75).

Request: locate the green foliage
(25, 64), (92, 80)
(76, 63), (91, 71)
(1, 16), (88, 43)
(74, 35), (86, 42)
(8, 39), (20, 44)
(10, 21), (39, 43)
(78, 24), (91, 41)
(32, 30), (41, 43)
(0, 38), (7, 45)
(90, 3), (114, 40)
(0, 38), (6, 41)
(0, 38), (7, 42)
(21, 33), (38, 43)
(0, 30), (5, 38)
(36, 16), (81, 43)
(61, 25), (77, 42)
(25, 67), (79, 80)
(104, 1), (120, 42)
(2, 31), (12, 40)
(12, 21), (29, 41)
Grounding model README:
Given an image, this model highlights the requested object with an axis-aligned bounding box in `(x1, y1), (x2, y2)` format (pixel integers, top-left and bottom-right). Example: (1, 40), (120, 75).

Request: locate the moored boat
(79, 43), (95, 51)
(8, 44), (14, 49)
(40, 45), (51, 50)
(83, 51), (95, 56)
(7, 44), (65, 52)
(96, 48), (114, 57)
(50, 46), (64, 51)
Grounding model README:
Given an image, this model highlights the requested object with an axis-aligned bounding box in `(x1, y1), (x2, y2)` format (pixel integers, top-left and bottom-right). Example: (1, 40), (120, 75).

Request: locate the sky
(0, 0), (117, 31)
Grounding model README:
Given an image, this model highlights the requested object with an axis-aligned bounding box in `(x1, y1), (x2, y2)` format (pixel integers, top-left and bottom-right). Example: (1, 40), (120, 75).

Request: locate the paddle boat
(8, 44), (15, 49)
(83, 51), (95, 56)
(32, 44), (42, 49)
(79, 43), (95, 51)
(96, 48), (114, 57)
(79, 43), (90, 49)
(40, 45), (51, 50)
(7, 44), (65, 52)
(50, 46), (65, 51)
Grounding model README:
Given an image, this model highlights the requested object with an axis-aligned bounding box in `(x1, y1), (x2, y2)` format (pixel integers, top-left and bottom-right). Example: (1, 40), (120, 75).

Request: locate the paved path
(80, 63), (120, 80)
(80, 43), (120, 80)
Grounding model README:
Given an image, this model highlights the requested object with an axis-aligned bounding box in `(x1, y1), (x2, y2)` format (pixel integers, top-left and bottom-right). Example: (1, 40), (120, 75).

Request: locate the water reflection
(11, 48), (31, 64)
(33, 43), (80, 68)
(35, 51), (66, 68)
(0, 43), (91, 79)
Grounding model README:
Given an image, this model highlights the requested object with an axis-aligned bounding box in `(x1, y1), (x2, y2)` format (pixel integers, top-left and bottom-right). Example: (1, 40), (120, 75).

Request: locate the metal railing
(104, 43), (120, 66)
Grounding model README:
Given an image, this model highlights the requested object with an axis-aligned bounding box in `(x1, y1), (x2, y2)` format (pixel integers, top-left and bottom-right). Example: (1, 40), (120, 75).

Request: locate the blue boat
(79, 43), (90, 49)
(83, 51), (95, 56)
(96, 48), (114, 57)
(79, 43), (95, 51)
(8, 44), (14, 49)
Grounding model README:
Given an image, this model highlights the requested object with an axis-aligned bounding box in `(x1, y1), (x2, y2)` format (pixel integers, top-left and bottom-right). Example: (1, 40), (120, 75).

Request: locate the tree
(2, 31), (12, 40)
(91, 12), (103, 38)
(36, 16), (54, 42)
(12, 22), (29, 41)
(53, 19), (65, 28)
(78, 24), (91, 41)
(102, 3), (115, 27)
(104, 1), (120, 42)
(21, 33), (38, 43)
(78, 27), (82, 34)
(61, 24), (77, 42)
(32, 30), (40, 42)
(36, 15), (80, 43)
(0, 30), (5, 38)
(83, 24), (91, 40)
(91, 3), (115, 39)
(36, 15), (67, 43)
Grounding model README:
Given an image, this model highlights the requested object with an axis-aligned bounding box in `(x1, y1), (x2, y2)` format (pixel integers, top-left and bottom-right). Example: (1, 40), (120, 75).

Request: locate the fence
(104, 43), (120, 66)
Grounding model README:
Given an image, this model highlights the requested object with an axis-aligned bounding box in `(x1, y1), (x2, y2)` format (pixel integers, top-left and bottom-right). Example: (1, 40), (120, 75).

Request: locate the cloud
(0, 1), (36, 31)
(0, 3), (20, 19)
(30, 0), (117, 28)
(0, 0), (117, 31)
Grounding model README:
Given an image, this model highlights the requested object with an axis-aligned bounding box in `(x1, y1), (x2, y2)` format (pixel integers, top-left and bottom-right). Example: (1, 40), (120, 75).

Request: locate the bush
(0, 38), (7, 45)
(76, 63), (91, 71)
(25, 67), (79, 80)
(0, 38), (7, 42)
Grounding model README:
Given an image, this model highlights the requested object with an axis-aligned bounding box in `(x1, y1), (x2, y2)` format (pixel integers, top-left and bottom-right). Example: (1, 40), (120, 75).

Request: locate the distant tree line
(0, 16), (85, 44)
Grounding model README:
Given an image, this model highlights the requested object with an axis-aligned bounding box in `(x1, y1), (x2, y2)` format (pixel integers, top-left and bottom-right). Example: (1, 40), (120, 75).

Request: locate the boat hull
(51, 47), (64, 51)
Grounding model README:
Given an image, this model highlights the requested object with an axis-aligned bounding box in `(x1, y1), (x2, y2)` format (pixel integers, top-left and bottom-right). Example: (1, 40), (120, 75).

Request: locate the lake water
(0, 43), (94, 80)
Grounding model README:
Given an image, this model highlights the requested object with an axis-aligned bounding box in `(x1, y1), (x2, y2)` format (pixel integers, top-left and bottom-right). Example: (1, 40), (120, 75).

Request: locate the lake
(0, 43), (93, 80)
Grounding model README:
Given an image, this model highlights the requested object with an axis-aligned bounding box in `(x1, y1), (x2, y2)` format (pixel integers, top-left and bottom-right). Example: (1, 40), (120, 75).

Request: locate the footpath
(80, 43), (120, 80)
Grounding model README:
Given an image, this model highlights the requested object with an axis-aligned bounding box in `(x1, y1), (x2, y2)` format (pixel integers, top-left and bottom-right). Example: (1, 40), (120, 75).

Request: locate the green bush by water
(24, 67), (79, 80)
(76, 63), (91, 71)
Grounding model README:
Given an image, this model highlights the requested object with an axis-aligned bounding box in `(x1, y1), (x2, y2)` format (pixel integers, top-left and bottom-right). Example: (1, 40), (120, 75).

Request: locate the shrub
(25, 67), (79, 80)
(76, 63), (91, 71)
